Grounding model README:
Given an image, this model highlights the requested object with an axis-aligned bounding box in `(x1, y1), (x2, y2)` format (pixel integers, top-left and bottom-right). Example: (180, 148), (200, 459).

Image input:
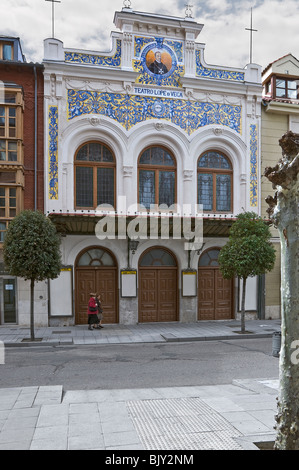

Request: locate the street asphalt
(0, 320), (281, 451)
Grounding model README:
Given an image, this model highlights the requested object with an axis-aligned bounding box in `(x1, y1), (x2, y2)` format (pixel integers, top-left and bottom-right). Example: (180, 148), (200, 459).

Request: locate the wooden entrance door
(139, 268), (177, 322)
(76, 268), (118, 325)
(198, 268), (233, 320)
(198, 248), (233, 321)
(139, 247), (178, 323)
(75, 247), (118, 325)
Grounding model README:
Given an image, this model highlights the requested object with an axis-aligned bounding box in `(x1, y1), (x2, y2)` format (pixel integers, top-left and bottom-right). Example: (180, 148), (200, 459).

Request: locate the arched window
(138, 146), (176, 209)
(197, 151), (232, 212)
(77, 247), (116, 267)
(198, 248), (221, 267)
(139, 247), (177, 267)
(75, 142), (115, 209)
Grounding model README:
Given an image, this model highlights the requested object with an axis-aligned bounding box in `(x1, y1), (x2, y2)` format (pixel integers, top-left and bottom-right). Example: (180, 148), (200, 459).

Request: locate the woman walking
(87, 293), (100, 330)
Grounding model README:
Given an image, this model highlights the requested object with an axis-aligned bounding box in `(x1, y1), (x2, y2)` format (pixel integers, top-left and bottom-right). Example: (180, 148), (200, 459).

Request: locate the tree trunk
(30, 278), (35, 342)
(265, 131), (299, 450)
(241, 277), (246, 334)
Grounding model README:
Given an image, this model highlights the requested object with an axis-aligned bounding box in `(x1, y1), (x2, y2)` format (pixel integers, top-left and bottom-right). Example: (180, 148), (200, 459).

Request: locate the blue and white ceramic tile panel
(48, 106), (58, 200)
(63, 35), (243, 137)
(67, 90), (242, 135)
(195, 50), (245, 82)
(250, 124), (258, 207)
(64, 39), (122, 67)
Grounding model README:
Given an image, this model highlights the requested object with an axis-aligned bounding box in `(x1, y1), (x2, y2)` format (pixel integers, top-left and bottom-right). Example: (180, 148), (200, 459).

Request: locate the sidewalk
(0, 378), (278, 450)
(0, 320), (280, 450)
(0, 319), (281, 347)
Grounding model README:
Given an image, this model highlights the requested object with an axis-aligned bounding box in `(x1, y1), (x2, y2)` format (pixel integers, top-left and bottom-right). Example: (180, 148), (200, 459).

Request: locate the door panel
(96, 269), (117, 324)
(198, 269), (215, 320)
(158, 269), (177, 322)
(76, 268), (117, 325)
(139, 268), (177, 322)
(76, 270), (95, 325)
(215, 270), (232, 320)
(139, 270), (158, 322)
(198, 268), (232, 320)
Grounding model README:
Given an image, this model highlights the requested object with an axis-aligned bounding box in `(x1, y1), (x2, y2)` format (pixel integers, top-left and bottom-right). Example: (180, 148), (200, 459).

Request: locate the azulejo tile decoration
(250, 124), (258, 207)
(67, 89), (242, 135)
(133, 36), (184, 87)
(196, 50), (245, 82)
(48, 106), (58, 200)
(64, 39), (121, 67)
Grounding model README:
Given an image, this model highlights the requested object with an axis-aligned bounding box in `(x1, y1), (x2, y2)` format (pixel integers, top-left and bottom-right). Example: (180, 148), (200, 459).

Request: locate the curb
(2, 332), (275, 347)
(4, 339), (74, 348)
(161, 332), (273, 342)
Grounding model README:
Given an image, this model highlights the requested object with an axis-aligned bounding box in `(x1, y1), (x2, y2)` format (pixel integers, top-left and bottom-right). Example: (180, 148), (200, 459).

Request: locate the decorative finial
(185, 4), (193, 18)
(123, 0), (132, 8)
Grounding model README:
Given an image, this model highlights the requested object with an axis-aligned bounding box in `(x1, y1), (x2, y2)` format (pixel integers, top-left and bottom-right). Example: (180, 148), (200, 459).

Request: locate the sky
(1, 0), (298, 70)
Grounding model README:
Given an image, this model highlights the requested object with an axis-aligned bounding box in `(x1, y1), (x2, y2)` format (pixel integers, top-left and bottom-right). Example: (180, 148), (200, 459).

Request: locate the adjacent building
(261, 53), (299, 319)
(43, 6), (263, 327)
(0, 36), (45, 326)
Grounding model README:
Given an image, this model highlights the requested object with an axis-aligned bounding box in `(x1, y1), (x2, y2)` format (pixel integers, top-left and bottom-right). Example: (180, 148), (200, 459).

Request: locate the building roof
(0, 35), (26, 62)
(262, 53), (299, 76)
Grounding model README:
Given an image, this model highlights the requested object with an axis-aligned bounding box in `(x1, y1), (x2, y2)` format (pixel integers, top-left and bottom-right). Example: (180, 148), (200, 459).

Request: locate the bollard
(272, 331), (281, 357)
(0, 341), (4, 364)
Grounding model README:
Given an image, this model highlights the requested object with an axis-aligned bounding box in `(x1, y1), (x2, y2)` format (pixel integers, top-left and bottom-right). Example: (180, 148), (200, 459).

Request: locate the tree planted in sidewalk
(218, 211), (276, 334)
(3, 210), (62, 341)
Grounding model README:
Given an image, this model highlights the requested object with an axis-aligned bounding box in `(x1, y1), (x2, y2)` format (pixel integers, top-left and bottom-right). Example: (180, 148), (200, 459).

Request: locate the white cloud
(1, 0), (299, 70)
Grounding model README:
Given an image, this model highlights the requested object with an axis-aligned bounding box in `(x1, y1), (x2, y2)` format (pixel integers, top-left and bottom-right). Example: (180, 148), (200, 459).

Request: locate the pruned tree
(3, 210), (62, 341)
(264, 130), (299, 450)
(218, 211), (276, 334)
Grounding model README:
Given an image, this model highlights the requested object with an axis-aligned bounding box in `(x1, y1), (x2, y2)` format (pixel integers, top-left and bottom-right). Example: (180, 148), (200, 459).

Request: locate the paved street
(0, 320), (281, 451)
(0, 338), (279, 390)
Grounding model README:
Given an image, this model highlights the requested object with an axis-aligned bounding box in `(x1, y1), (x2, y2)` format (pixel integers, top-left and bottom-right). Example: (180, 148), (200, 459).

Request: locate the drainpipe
(33, 65), (37, 211)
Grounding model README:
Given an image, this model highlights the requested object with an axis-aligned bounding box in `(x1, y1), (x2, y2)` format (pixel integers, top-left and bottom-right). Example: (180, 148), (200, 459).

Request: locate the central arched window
(138, 146), (176, 209)
(75, 142), (115, 209)
(77, 247), (116, 267)
(197, 151), (232, 212)
(139, 247), (177, 267)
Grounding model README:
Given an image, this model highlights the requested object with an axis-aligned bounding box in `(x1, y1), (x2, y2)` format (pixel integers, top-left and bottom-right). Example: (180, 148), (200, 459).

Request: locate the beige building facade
(261, 53), (299, 319)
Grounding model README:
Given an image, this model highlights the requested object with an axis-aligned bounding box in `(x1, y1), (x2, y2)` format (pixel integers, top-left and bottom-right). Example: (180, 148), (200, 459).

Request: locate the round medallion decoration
(141, 40), (177, 80)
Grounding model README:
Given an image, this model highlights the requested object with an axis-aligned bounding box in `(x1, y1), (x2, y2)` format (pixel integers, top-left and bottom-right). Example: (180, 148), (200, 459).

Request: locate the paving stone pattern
(0, 379), (278, 450)
(127, 397), (243, 450)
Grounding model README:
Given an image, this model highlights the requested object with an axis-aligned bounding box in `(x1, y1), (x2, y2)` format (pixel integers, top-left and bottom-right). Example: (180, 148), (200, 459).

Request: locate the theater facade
(43, 6), (262, 326)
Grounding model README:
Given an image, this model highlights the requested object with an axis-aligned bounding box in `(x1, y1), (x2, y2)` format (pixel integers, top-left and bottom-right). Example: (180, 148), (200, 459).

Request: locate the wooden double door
(139, 268), (178, 323)
(198, 267), (233, 320)
(76, 268), (118, 325)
